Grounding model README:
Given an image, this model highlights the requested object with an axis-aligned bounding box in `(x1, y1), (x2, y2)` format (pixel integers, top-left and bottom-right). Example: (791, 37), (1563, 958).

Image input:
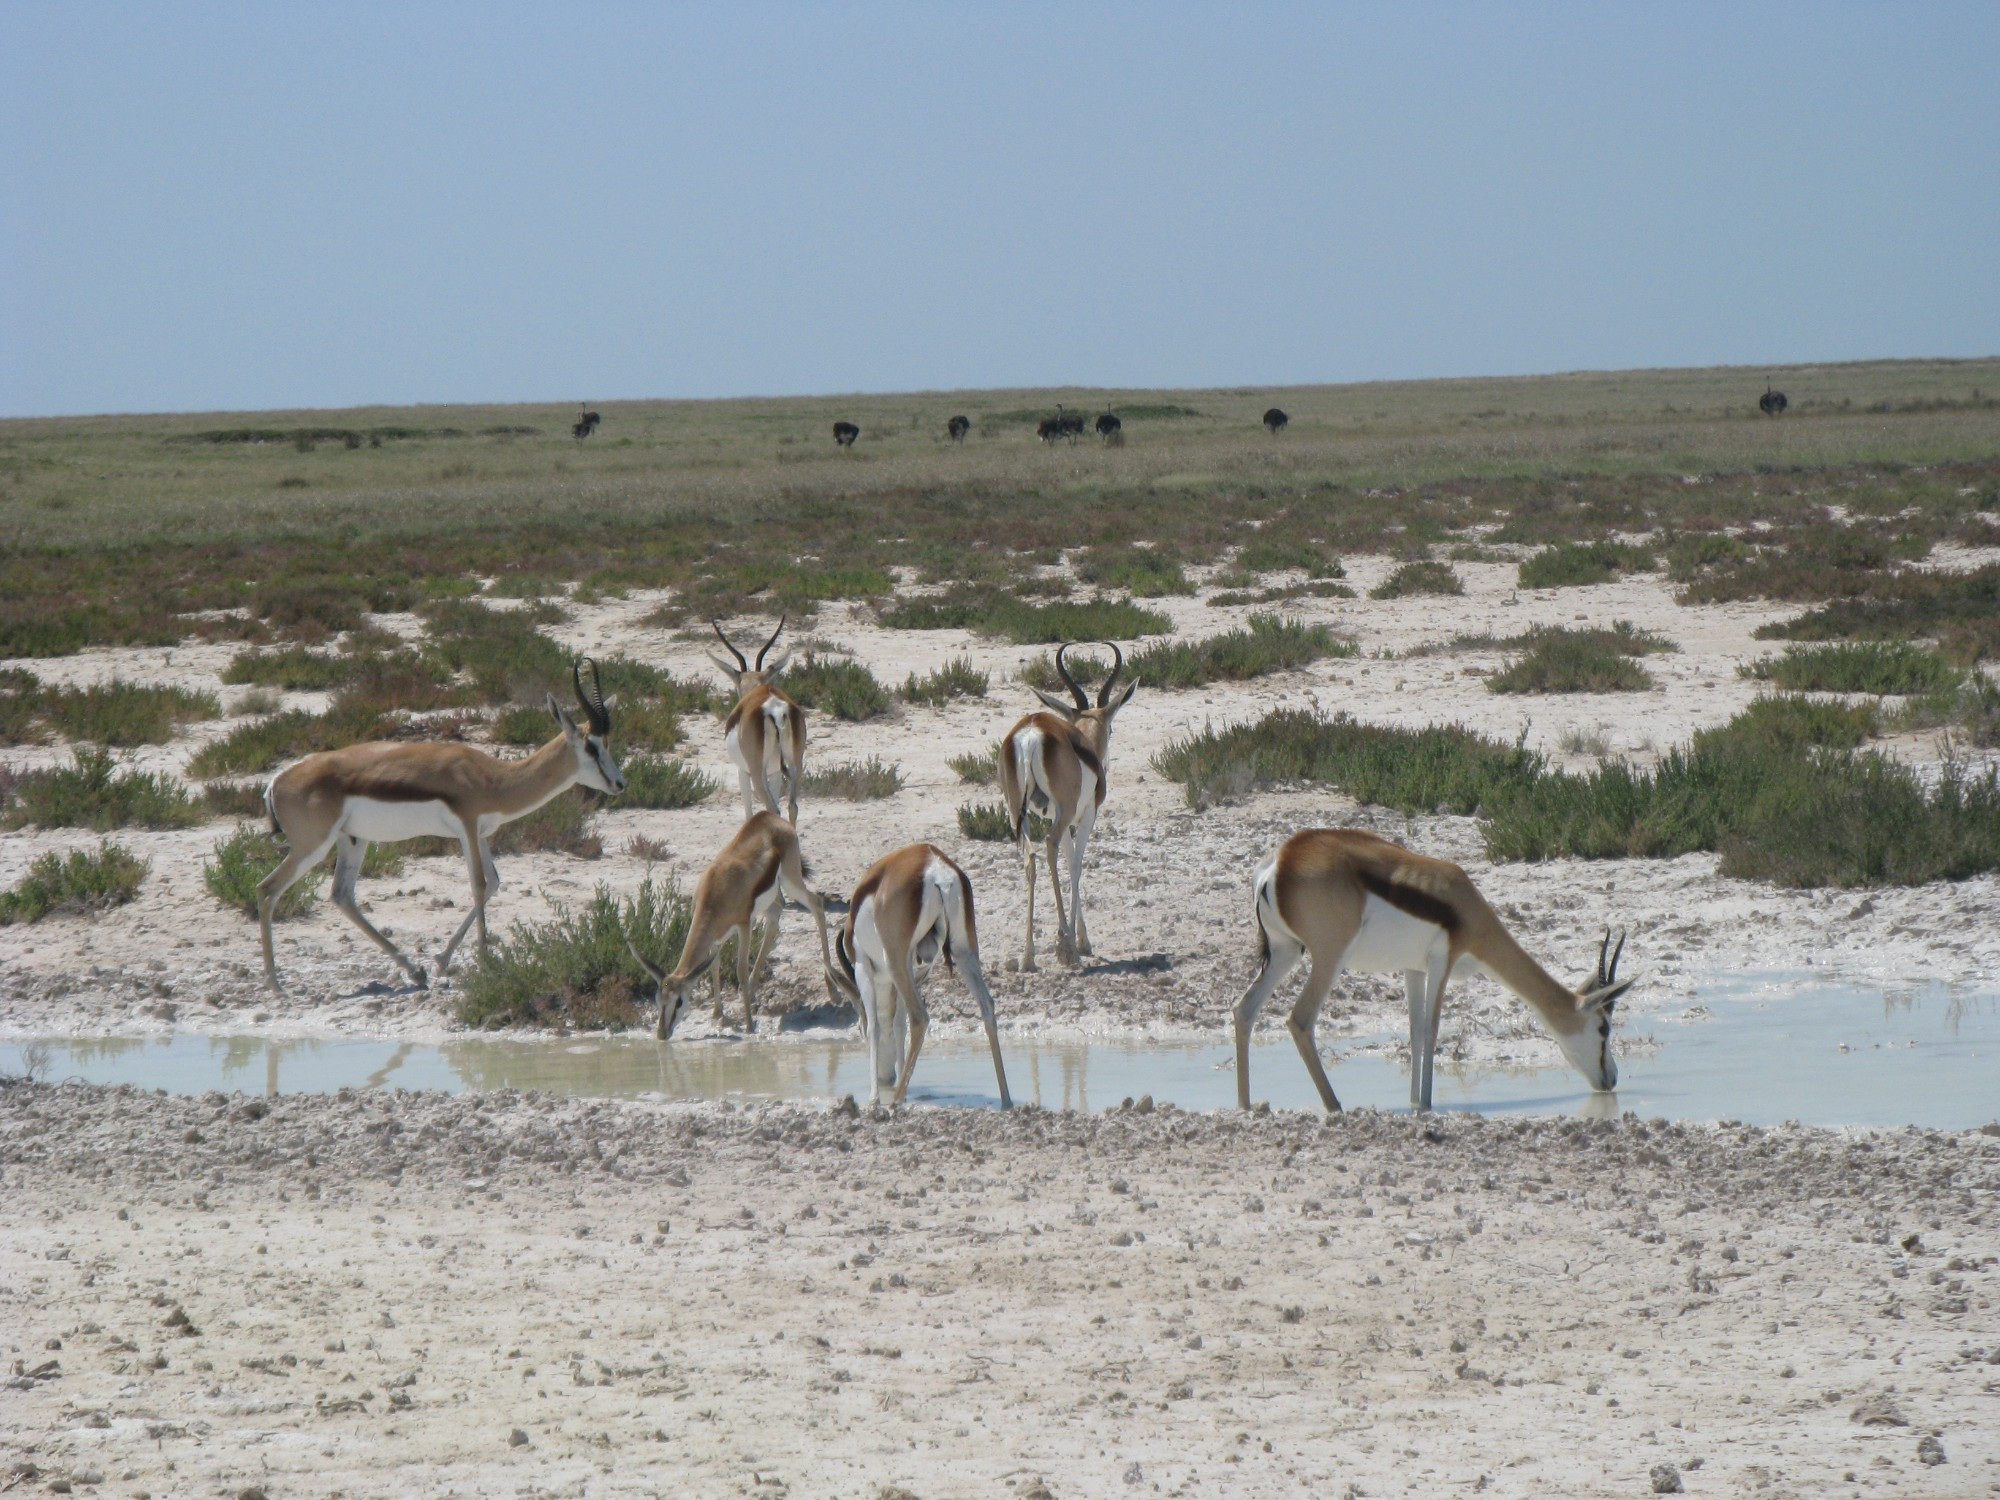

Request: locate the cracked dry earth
(3, 1085), (1997, 1498)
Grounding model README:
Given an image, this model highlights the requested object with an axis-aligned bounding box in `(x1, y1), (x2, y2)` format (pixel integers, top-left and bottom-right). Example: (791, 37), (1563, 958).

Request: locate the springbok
(946, 414), (971, 443)
(824, 843), (1011, 1109)
(997, 642), (1138, 970)
(1233, 828), (1633, 1114)
(257, 659), (626, 994)
(625, 811), (836, 1037)
(708, 615), (805, 824)
(1262, 407), (1289, 435)
(1759, 385), (1788, 417)
(833, 421), (860, 447)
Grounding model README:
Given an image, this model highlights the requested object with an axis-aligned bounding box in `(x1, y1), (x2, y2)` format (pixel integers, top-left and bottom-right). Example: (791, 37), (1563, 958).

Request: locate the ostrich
(833, 421), (860, 447)
(1262, 407), (1289, 435)
(573, 406), (601, 441)
(1095, 410), (1122, 440)
(947, 414), (971, 443)
(1759, 385), (1788, 417)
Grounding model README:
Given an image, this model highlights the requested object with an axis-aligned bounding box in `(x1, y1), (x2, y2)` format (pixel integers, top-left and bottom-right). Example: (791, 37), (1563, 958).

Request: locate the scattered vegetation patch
(1516, 540), (1656, 590)
(1672, 524), (1927, 607)
(957, 802), (1017, 841)
(1122, 615), (1355, 690)
(1486, 626), (1663, 694)
(202, 781), (268, 819)
(1075, 546), (1196, 597)
(878, 589), (1172, 644)
(1208, 580), (1356, 607)
(0, 842), (150, 924)
(1742, 642), (1965, 696)
(780, 652), (892, 721)
(0, 669), (44, 745)
(422, 598), (571, 703)
(900, 656), (989, 706)
(799, 756), (904, 800)
(1756, 564), (2000, 664)
(222, 646), (352, 690)
(618, 753), (720, 810)
(490, 792), (602, 859)
(1, 747), (204, 831)
(204, 823), (322, 919)
(32, 681), (219, 746)
(1368, 561), (1464, 599)
(455, 874), (692, 1031)
(1234, 538), (1345, 579)
(948, 744), (1003, 785)
(1891, 675), (2000, 746)
(186, 702), (400, 779)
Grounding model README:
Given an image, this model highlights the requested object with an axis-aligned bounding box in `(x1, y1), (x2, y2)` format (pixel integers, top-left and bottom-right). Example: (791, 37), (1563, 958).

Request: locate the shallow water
(19, 977), (1997, 1127)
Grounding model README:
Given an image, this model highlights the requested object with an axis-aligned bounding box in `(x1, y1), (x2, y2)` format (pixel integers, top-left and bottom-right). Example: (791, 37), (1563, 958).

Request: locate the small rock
(236, 1488), (267, 1500)
(1122, 1462), (1144, 1485)
(508, 1427), (530, 1448)
(834, 1096), (859, 1119)
(1851, 1397), (1908, 1427)
(1109, 1232), (1133, 1247)
(1649, 1463), (1683, 1494)
(1917, 1434), (1945, 1466)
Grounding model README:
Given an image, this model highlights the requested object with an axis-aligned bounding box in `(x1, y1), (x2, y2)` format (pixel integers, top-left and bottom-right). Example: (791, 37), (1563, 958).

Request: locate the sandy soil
(3, 1083), (1996, 1498)
(5, 552), (1997, 1066)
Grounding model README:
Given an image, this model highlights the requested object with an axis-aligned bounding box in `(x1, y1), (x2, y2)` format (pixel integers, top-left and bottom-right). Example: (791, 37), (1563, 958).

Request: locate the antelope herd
(258, 614), (1637, 1114)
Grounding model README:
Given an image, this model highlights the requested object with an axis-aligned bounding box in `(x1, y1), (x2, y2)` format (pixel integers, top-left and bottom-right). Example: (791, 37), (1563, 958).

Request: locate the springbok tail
(1009, 731), (1040, 841)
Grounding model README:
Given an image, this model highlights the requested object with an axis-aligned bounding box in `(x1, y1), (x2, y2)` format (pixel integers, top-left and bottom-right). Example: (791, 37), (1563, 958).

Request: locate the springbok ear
(1031, 688), (1079, 718)
(1110, 676), (1140, 710)
(1584, 978), (1635, 1013)
(547, 692), (578, 733)
(761, 647), (792, 678)
(706, 651), (742, 679)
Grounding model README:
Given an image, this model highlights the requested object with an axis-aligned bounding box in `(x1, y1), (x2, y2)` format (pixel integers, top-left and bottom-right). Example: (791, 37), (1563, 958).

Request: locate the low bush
(948, 744), (1003, 784)
(1741, 642), (1965, 696)
(781, 652), (891, 721)
(0, 669), (43, 746)
(36, 680), (219, 746)
(878, 589), (1172, 644)
(1675, 525), (1927, 607)
(0, 842), (150, 924)
(800, 756), (903, 800)
(1516, 540), (1655, 590)
(957, 802), (1016, 841)
(619, 753), (720, 809)
(202, 781), (268, 818)
(495, 695), (681, 750)
(1075, 546), (1196, 597)
(1486, 627), (1660, 694)
(222, 646), (351, 690)
(1757, 566), (2000, 664)
(204, 823), (322, 919)
(1208, 580), (1357, 607)
(490, 791), (602, 859)
(455, 874), (692, 1031)
(1235, 538), (1345, 579)
(1368, 561), (1464, 599)
(422, 598), (571, 703)
(1123, 615), (1355, 690)
(2, 746), (204, 831)
(186, 701), (401, 778)
(1017, 651), (1113, 696)
(901, 655), (989, 706)
(1891, 675), (2000, 746)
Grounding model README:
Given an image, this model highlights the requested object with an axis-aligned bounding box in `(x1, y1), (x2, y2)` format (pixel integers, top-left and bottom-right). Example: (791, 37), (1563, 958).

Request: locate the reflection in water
(20, 975), (2000, 1128)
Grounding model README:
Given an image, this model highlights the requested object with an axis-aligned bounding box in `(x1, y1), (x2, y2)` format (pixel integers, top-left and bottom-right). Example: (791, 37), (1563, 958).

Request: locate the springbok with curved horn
(709, 615), (805, 824)
(625, 811), (836, 1037)
(257, 659), (626, 994)
(1233, 828), (1633, 1114)
(997, 642), (1139, 970)
(824, 843), (1011, 1109)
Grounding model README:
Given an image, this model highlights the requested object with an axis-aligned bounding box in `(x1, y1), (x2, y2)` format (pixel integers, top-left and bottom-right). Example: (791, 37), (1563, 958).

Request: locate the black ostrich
(833, 421), (860, 447)
(573, 405), (601, 441)
(1759, 385), (1789, 417)
(1262, 407), (1289, 435)
(1037, 416), (1061, 443)
(947, 414), (970, 443)
(1095, 410), (1122, 440)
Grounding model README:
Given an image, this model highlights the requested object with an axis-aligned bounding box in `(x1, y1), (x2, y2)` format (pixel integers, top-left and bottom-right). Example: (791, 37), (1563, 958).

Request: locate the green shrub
(948, 744), (1003, 784)
(1486, 628), (1658, 694)
(204, 823), (322, 919)
(780, 652), (891, 721)
(879, 589), (1172, 644)
(1756, 564), (2000, 664)
(455, 874), (693, 1031)
(1075, 546), (1196, 597)
(222, 646), (352, 690)
(186, 702), (400, 778)
(490, 792), (602, 858)
(2, 746), (203, 831)
(0, 669), (44, 746)
(422, 598), (571, 703)
(36, 680), (219, 746)
(1891, 675), (2000, 746)
(901, 655), (989, 706)
(1208, 580), (1357, 607)
(1235, 538), (1345, 579)
(1123, 615), (1355, 689)
(1369, 561), (1464, 600)
(496, 696), (680, 749)
(1017, 650), (1112, 696)
(799, 756), (903, 800)
(1742, 642), (1966, 696)
(1516, 540), (1655, 590)
(957, 801), (1017, 841)
(619, 753), (720, 809)
(1154, 709), (1536, 813)
(0, 842), (150, 924)
(202, 781), (268, 819)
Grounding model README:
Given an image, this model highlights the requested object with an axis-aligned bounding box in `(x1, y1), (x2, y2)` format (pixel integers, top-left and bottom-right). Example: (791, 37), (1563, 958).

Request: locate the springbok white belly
(1340, 894), (1485, 980)
(339, 797), (465, 844)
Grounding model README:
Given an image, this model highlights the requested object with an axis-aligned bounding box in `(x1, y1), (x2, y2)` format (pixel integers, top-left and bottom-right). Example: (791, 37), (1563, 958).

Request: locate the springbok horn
(573, 657), (610, 736)
(1053, 642), (1089, 710)
(710, 621), (749, 673)
(1096, 641), (1125, 707)
(1606, 929), (1626, 985)
(756, 612), (787, 671)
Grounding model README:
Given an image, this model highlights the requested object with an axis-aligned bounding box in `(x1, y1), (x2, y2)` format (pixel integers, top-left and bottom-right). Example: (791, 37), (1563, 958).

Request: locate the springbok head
(624, 935), (720, 1040)
(546, 657), (625, 796)
(1030, 641), (1140, 737)
(708, 615), (792, 695)
(1556, 929), (1632, 1092)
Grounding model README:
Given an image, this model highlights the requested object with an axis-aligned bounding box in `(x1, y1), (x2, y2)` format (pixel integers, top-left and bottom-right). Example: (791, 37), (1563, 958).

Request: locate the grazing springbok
(1095, 410), (1122, 440)
(1262, 407), (1289, 435)
(257, 659), (626, 993)
(1234, 828), (1633, 1114)
(833, 421), (860, 447)
(708, 615), (805, 824)
(625, 811), (836, 1037)
(997, 642), (1139, 970)
(824, 843), (1011, 1109)
(1759, 385), (1789, 417)
(573, 406), (601, 440)
(946, 414), (971, 443)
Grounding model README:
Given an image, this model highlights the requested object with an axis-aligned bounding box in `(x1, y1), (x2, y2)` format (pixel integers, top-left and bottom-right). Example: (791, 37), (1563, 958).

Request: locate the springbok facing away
(573, 406), (601, 440)
(258, 660), (626, 994)
(1234, 828), (1633, 1114)
(708, 616), (805, 824)
(832, 421), (860, 447)
(1760, 385), (1789, 417)
(1095, 410), (1122, 440)
(824, 843), (1011, 1109)
(997, 642), (1139, 971)
(625, 811), (836, 1037)
(1262, 407), (1289, 435)
(946, 414), (970, 443)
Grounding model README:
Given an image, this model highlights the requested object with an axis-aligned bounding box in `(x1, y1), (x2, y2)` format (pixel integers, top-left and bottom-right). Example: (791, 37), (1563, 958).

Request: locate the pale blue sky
(4, 3), (1996, 417)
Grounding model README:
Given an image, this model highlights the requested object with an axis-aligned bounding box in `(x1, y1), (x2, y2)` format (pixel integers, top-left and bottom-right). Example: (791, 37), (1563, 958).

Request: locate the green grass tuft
(948, 743), (1004, 785)
(0, 842), (150, 924)
(1754, 564), (2000, 665)
(1234, 538), (1345, 579)
(33, 681), (219, 746)
(1075, 546), (1196, 597)
(1369, 561), (1464, 599)
(1516, 540), (1656, 590)
(1486, 626), (1661, 694)
(2, 746), (204, 831)
(618, 753), (720, 810)
(204, 823), (322, 919)
(900, 655), (989, 706)
(1742, 642), (1966, 696)
(1122, 614), (1355, 690)
(957, 802), (1017, 841)
(779, 652), (892, 721)
(186, 702), (401, 779)
(799, 756), (904, 800)
(879, 589), (1172, 644)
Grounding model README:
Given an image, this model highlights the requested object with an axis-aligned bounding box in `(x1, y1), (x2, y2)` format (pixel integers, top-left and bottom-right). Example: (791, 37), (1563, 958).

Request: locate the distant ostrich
(1037, 416), (1062, 443)
(833, 421), (860, 447)
(947, 414), (971, 443)
(573, 405), (602, 441)
(1759, 385), (1789, 417)
(1262, 407), (1289, 435)
(1095, 410), (1122, 440)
